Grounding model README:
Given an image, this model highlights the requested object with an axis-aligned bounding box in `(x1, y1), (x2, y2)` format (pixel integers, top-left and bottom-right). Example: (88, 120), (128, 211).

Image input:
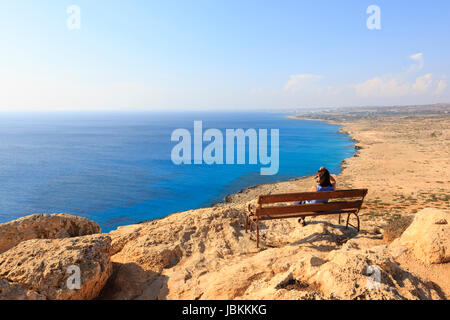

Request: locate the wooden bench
(246, 189), (368, 247)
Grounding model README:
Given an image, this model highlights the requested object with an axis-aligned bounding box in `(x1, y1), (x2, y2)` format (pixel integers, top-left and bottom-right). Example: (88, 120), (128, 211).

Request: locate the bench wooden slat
(258, 189), (367, 204)
(256, 200), (363, 217)
(254, 209), (358, 221)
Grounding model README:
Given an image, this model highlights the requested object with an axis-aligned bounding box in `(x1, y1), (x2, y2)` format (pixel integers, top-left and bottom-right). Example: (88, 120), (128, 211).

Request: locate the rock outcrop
(0, 214), (101, 254)
(0, 234), (112, 300)
(1, 207), (448, 300)
(299, 246), (441, 299)
(98, 204), (447, 300)
(391, 208), (449, 264)
(99, 205), (255, 300)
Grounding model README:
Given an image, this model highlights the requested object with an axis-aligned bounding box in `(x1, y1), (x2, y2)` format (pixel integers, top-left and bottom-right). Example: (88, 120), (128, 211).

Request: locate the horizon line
(0, 102), (448, 113)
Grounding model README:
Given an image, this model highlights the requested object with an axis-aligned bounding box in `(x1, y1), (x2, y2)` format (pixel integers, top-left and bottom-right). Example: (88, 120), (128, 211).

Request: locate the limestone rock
(0, 213), (101, 254)
(392, 208), (450, 264)
(0, 279), (45, 300)
(300, 246), (442, 300)
(99, 262), (166, 300)
(0, 234), (112, 300)
(2, 204), (446, 300)
(108, 224), (143, 256)
(101, 205), (257, 299)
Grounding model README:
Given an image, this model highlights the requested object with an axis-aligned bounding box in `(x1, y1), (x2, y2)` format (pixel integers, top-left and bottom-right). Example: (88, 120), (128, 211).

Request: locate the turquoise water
(0, 112), (355, 232)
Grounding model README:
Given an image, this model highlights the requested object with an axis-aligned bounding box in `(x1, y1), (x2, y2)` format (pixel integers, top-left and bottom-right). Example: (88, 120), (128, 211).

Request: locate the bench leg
(256, 222), (260, 248)
(246, 204), (252, 233)
(346, 213), (360, 232)
(338, 213), (341, 225)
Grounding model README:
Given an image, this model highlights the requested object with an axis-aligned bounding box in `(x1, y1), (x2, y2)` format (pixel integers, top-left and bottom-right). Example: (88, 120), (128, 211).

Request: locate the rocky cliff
(0, 208), (448, 300)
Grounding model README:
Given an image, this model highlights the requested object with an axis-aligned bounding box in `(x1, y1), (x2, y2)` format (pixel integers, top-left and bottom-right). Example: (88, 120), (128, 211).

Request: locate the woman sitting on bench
(296, 167), (336, 226)
(319, 167), (336, 191)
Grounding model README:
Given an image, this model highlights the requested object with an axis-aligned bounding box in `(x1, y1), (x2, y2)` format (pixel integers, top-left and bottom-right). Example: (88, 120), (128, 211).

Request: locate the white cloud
(354, 73), (442, 98)
(434, 79), (448, 95)
(353, 53), (444, 99)
(355, 77), (410, 97)
(409, 52), (424, 71)
(278, 52), (446, 108)
(284, 74), (323, 93)
(412, 73), (433, 93)
(274, 63), (448, 109)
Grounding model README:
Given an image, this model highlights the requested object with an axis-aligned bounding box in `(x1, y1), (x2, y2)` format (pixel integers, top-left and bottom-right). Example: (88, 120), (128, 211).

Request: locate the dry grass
(383, 215), (414, 243)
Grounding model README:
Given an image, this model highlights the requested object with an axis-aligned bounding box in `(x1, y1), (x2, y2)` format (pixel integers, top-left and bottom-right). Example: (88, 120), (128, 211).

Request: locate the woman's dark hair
(316, 168), (332, 188)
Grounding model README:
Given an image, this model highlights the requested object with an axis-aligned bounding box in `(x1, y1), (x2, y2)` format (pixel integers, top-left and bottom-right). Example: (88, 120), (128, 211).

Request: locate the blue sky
(0, 0), (449, 111)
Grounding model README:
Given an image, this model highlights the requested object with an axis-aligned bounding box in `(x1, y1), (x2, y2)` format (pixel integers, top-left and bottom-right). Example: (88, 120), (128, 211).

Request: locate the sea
(0, 112), (355, 232)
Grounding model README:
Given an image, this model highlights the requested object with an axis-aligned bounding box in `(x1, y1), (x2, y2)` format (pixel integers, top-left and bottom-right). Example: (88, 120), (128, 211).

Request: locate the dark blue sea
(0, 112), (355, 232)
